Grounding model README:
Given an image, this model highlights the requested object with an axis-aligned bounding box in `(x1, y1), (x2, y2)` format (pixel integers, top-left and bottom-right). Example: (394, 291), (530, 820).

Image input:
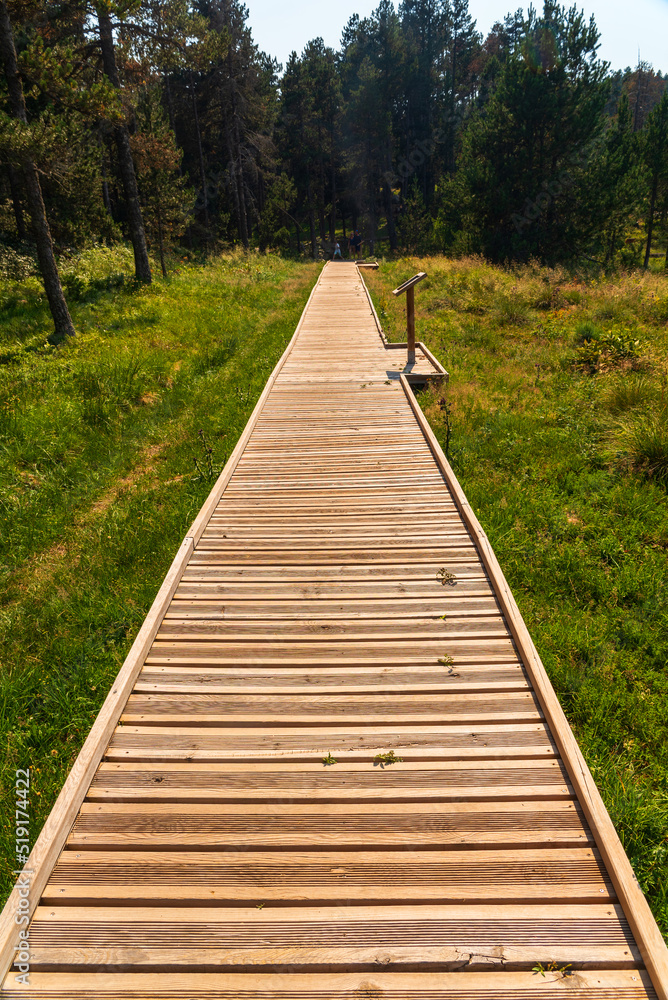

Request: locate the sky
(245, 0), (668, 74)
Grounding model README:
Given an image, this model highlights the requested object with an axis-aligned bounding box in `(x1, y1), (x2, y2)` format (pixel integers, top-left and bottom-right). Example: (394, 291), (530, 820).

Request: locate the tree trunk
(306, 177), (317, 259)
(100, 153), (113, 218)
(329, 156), (336, 241)
(308, 208), (317, 260)
(225, 128), (243, 241)
(0, 0), (75, 342)
(97, 8), (151, 284)
(233, 124), (249, 249)
(644, 173), (658, 269)
(384, 178), (398, 251)
(164, 74), (176, 133)
(6, 162), (26, 239)
(190, 72), (209, 232)
(156, 202), (166, 277)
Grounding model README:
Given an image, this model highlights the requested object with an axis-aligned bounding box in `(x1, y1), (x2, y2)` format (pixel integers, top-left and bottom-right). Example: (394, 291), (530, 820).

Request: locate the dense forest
(1, 0), (667, 339)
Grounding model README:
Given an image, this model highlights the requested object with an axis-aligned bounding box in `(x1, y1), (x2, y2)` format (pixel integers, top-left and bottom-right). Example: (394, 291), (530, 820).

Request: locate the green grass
(0, 247), (320, 902)
(366, 256), (668, 937)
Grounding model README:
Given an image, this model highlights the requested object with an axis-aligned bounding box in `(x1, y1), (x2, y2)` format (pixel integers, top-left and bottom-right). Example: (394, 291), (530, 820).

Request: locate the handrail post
(406, 285), (416, 363)
(392, 271), (426, 367)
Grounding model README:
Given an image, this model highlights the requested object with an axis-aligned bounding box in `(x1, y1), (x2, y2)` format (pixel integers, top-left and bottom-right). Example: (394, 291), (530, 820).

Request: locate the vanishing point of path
(1, 262), (667, 998)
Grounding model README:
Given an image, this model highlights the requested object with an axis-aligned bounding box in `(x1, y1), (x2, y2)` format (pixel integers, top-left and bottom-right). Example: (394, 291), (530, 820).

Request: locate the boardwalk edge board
(0, 269), (326, 983)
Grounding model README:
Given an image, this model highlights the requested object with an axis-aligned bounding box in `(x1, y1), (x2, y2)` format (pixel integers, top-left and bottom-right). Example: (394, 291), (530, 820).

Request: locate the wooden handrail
(393, 272), (427, 364)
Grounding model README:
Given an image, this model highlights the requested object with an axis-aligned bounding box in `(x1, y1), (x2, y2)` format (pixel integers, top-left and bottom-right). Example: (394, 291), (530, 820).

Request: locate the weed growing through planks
(374, 750), (403, 767)
(322, 752), (337, 766)
(0, 249), (321, 908)
(532, 961), (572, 977)
(438, 656), (459, 678)
(365, 256), (668, 937)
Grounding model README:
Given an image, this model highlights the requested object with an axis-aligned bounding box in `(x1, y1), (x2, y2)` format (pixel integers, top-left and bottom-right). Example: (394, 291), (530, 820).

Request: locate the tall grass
(615, 407), (668, 483)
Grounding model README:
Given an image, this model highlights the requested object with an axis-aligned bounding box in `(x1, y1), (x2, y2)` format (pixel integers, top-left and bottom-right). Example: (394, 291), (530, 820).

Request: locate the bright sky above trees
(245, 0), (668, 73)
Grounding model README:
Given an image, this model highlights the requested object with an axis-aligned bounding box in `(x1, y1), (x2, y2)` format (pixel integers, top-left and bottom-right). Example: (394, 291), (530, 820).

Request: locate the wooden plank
(43, 847), (616, 904)
(1, 969), (658, 995)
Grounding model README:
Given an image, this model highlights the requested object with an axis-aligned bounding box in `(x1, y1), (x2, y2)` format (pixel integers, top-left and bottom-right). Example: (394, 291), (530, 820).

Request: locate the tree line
(1, 0), (667, 339)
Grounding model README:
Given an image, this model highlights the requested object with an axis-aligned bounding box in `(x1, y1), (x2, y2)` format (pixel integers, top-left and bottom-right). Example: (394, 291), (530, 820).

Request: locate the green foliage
(397, 179), (433, 253)
(603, 374), (658, 415)
(0, 245), (36, 281)
(533, 961), (572, 977)
(459, 4), (610, 263)
(574, 325), (644, 372)
(132, 85), (194, 274)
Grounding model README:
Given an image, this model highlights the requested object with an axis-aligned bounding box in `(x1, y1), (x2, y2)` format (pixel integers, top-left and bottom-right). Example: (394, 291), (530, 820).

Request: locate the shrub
(604, 375), (657, 415)
(0, 245), (37, 281)
(493, 295), (531, 326)
(615, 407), (668, 484)
(574, 325), (644, 373)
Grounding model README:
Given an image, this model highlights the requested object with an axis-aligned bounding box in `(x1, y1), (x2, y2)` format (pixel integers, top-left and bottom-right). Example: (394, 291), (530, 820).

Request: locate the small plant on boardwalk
(437, 568), (457, 586)
(438, 655), (459, 677)
(374, 750), (403, 767)
(322, 751), (337, 766)
(532, 961), (572, 977)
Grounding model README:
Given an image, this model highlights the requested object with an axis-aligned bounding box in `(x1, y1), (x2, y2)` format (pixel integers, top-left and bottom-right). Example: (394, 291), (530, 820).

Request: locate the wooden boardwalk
(2, 262), (667, 998)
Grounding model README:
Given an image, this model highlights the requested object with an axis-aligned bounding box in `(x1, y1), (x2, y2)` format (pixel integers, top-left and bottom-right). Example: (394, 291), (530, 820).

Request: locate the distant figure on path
(349, 230), (362, 258)
(333, 242), (343, 260)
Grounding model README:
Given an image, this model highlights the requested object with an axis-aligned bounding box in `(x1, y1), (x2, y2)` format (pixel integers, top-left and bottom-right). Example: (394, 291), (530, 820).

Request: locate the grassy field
(0, 248), (320, 903)
(366, 258), (668, 935)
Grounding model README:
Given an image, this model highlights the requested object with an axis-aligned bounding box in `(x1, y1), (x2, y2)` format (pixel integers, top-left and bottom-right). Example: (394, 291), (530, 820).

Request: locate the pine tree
(458, 2), (609, 262)
(0, 0), (75, 341)
(132, 84), (193, 275)
(96, 3), (152, 283)
(586, 94), (643, 267)
(642, 90), (668, 268)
